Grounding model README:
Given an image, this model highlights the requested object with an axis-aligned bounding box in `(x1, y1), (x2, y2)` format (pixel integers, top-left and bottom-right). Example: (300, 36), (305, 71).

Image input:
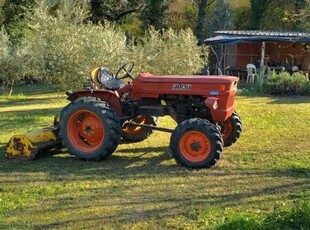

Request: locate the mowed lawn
(0, 85), (309, 229)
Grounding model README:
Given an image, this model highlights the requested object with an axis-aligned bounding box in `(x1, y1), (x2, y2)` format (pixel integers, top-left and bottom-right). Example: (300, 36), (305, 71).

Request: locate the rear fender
(67, 90), (122, 116)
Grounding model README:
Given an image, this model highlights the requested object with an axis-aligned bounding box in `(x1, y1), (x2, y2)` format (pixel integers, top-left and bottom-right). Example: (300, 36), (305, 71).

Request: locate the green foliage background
(0, 1), (203, 92)
(1, 0), (36, 43)
(261, 0), (310, 31)
(0, 0), (309, 93)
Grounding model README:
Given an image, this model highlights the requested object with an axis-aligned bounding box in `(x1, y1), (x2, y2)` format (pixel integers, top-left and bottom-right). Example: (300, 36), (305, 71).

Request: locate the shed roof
(204, 30), (310, 45)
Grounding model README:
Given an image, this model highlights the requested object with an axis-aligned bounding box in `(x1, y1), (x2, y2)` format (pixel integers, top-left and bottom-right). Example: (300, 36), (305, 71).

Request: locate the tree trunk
(196, 0), (208, 44)
(250, 0), (270, 29)
(9, 79), (14, 96)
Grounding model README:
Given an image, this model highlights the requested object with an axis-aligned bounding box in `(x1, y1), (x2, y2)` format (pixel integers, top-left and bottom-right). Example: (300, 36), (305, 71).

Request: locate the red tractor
(57, 63), (242, 168)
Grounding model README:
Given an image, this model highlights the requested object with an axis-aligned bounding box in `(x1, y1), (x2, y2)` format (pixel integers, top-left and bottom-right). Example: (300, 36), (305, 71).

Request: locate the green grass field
(0, 85), (309, 229)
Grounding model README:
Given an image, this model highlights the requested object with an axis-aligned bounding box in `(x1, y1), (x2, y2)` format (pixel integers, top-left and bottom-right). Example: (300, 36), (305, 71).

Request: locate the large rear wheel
(121, 115), (157, 142)
(60, 97), (121, 160)
(170, 118), (223, 168)
(219, 111), (242, 147)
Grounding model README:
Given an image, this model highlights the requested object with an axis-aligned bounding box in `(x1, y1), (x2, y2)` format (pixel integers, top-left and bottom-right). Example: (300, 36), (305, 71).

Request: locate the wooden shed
(204, 31), (310, 78)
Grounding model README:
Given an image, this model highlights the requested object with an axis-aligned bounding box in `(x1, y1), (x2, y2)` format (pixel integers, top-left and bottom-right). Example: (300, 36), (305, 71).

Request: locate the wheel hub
(67, 110), (105, 152)
(83, 124), (95, 137)
(190, 141), (201, 152)
(80, 119), (97, 137)
(86, 126), (92, 134)
(179, 130), (211, 162)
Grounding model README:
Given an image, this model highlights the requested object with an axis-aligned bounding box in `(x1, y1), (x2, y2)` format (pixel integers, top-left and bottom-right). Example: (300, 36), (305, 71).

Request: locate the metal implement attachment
(6, 127), (60, 160)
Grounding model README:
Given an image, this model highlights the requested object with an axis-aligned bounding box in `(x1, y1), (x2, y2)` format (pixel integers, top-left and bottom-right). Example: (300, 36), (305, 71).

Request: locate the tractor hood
(136, 73), (238, 84)
(132, 73), (239, 99)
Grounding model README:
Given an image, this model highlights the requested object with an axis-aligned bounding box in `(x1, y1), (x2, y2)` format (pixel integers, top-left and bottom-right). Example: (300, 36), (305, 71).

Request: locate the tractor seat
(91, 66), (124, 90)
(103, 78), (124, 91)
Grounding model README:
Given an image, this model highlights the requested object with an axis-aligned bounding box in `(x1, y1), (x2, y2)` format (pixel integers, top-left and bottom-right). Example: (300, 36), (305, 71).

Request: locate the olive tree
(132, 28), (204, 75)
(0, 28), (29, 95)
(25, 1), (129, 90)
(11, 0), (203, 92)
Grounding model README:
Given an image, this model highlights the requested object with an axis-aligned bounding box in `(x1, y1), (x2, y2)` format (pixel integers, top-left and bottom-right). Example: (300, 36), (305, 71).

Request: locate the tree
(0, 0), (204, 93)
(234, 6), (252, 30)
(249, 0), (270, 29)
(140, 0), (170, 30)
(166, 0), (197, 31)
(208, 0), (234, 33)
(89, 0), (144, 25)
(195, 0), (215, 44)
(261, 0), (310, 31)
(133, 27), (203, 75)
(195, 0), (208, 44)
(0, 28), (28, 95)
(0, 0), (5, 26)
(23, 1), (130, 90)
(2, 0), (36, 42)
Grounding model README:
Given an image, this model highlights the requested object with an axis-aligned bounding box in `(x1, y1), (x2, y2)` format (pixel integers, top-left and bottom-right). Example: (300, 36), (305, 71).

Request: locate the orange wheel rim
(123, 115), (147, 134)
(67, 110), (104, 153)
(221, 119), (232, 140)
(180, 131), (211, 162)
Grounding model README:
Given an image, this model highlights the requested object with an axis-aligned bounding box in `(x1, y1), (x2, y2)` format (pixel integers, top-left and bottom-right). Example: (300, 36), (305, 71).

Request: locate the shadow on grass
(267, 96), (310, 105)
(0, 145), (179, 178)
(0, 96), (66, 109)
(1, 107), (62, 116)
(1, 142), (309, 228)
(0, 84), (62, 96)
(1, 142), (310, 180)
(0, 108), (63, 131)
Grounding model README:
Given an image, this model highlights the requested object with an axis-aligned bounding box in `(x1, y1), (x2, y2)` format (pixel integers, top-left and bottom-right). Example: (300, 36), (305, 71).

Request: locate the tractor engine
(164, 95), (212, 124)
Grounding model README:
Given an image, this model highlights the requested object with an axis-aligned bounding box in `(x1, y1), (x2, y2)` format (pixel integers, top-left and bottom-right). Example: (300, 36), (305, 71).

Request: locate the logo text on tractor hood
(172, 84), (192, 90)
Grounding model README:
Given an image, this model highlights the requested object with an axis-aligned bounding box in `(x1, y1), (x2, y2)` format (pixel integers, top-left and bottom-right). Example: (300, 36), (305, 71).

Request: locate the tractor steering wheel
(115, 62), (134, 80)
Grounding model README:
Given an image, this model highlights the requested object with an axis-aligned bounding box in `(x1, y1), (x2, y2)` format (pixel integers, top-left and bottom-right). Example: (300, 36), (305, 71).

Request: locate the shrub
(263, 72), (310, 96)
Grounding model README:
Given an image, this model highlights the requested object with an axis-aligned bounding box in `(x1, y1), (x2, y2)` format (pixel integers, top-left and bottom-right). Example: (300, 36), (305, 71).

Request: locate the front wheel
(219, 111), (242, 147)
(59, 97), (121, 160)
(170, 118), (223, 168)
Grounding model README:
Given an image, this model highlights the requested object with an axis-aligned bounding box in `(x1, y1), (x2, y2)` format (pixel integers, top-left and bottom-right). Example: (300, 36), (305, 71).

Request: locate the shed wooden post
(259, 41), (266, 83)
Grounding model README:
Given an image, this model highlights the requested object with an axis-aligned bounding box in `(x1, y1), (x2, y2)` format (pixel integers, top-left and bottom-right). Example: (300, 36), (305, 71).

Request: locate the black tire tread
(222, 111), (242, 147)
(59, 97), (121, 160)
(170, 118), (223, 169)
